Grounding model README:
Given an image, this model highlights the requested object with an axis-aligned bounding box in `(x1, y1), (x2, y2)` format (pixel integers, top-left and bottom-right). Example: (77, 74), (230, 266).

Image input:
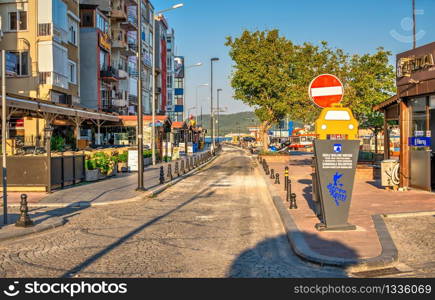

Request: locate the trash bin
(381, 159), (399, 187)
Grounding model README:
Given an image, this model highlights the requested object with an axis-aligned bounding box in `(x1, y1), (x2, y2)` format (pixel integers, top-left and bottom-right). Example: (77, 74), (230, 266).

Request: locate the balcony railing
(39, 72), (69, 89)
(100, 66), (119, 82)
(38, 23), (51, 36)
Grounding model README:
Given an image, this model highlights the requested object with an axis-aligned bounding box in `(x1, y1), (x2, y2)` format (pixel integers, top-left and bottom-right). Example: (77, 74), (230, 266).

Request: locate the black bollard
(265, 164), (270, 175)
(275, 173), (280, 184)
(167, 164), (173, 181)
(15, 194), (34, 227)
(286, 178), (292, 202)
(290, 193), (298, 209)
(284, 166), (289, 191)
(270, 169), (275, 179)
(159, 166), (165, 184)
(181, 160), (185, 174)
(175, 161), (179, 177)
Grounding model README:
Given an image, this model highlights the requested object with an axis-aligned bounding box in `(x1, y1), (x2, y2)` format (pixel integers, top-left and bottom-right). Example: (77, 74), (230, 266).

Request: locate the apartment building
(154, 14), (168, 115)
(0, 0), (81, 139)
(0, 0), (80, 103)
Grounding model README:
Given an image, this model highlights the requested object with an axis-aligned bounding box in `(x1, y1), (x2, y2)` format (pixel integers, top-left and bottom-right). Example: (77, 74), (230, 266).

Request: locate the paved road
(0, 146), (345, 278)
(383, 215), (435, 278)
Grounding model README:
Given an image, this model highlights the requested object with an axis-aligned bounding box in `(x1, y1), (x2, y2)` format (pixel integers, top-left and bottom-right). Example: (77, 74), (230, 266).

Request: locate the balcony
(121, 14), (138, 31)
(118, 69), (128, 80)
(121, 43), (137, 57)
(125, 0), (138, 6)
(39, 72), (69, 90)
(100, 66), (119, 82)
(112, 99), (128, 107)
(111, 6), (127, 20)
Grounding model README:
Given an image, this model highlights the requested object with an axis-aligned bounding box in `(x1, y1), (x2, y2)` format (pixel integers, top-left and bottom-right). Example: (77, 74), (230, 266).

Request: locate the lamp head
(211, 57), (219, 62)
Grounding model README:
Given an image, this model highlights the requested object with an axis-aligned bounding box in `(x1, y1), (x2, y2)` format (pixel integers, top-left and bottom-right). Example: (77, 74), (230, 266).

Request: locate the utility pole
(210, 58), (219, 151)
(217, 88), (222, 144)
(137, 3), (144, 190)
(2, 50), (7, 225)
(413, 0), (416, 49)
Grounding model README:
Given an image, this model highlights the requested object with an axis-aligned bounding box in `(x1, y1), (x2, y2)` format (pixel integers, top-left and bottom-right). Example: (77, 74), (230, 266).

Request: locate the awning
(373, 95), (399, 111)
(0, 94), (119, 122)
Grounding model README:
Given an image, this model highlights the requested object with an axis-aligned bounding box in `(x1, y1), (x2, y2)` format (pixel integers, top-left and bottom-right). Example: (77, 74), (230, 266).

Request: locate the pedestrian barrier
(270, 168), (275, 179)
(181, 160), (185, 174)
(275, 173), (280, 185)
(290, 193), (298, 209)
(286, 178), (292, 202)
(15, 194), (34, 227)
(159, 166), (165, 185)
(175, 161), (180, 177)
(167, 164), (173, 181)
(284, 166), (289, 191)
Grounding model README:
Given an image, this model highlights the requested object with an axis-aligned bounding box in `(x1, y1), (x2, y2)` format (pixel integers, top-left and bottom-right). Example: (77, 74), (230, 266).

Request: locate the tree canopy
(225, 29), (396, 137)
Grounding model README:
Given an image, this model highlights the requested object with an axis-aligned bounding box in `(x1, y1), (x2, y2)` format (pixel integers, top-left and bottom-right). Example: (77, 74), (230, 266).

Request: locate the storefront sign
(99, 33), (111, 51)
(397, 53), (434, 78)
(409, 137), (431, 147)
(314, 140), (359, 231)
(128, 150), (138, 172)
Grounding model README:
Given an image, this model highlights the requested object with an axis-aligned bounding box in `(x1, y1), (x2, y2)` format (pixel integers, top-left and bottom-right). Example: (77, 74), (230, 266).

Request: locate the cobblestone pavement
(384, 215), (435, 278)
(0, 146), (345, 278)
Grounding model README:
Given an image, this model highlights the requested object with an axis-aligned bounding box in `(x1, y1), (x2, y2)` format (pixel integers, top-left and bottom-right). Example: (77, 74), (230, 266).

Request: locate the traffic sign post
(309, 74), (359, 231)
(309, 74), (344, 108)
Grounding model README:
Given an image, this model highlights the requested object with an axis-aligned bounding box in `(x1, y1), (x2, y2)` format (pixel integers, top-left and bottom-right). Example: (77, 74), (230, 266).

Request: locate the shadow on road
(60, 152), (240, 278)
(228, 233), (352, 278)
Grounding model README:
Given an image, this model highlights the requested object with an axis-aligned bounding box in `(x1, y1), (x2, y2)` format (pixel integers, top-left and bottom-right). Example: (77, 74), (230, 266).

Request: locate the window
(6, 51), (28, 76)
(96, 14), (108, 33)
(9, 11), (27, 31)
(68, 60), (77, 84)
(175, 78), (184, 89)
(68, 18), (78, 45)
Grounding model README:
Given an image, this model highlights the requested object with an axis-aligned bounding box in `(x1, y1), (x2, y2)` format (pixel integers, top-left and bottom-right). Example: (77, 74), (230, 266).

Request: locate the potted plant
(143, 150), (152, 166)
(93, 152), (111, 179)
(117, 152), (128, 172)
(85, 158), (99, 182)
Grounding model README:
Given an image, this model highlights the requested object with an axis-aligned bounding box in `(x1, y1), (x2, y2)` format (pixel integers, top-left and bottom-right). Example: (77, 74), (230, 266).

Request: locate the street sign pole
(308, 74), (359, 231)
(2, 50), (7, 225)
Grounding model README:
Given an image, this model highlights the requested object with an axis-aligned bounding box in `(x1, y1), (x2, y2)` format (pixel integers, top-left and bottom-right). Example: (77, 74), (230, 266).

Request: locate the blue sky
(153, 0), (435, 115)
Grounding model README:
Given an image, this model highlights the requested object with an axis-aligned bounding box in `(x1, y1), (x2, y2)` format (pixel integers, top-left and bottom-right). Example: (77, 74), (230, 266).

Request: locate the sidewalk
(259, 153), (435, 269)
(1, 152), (212, 207)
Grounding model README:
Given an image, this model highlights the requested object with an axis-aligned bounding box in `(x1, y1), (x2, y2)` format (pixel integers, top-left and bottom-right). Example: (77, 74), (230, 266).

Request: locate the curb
(6, 153), (220, 209)
(0, 217), (66, 242)
(254, 158), (398, 270)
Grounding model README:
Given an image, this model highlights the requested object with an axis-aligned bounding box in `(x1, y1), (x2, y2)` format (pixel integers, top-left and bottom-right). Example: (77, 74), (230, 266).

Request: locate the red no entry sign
(309, 74), (344, 108)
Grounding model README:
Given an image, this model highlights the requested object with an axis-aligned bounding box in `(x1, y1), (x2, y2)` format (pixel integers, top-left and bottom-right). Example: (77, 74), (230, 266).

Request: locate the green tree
(360, 111), (385, 153)
(225, 30), (295, 151)
(226, 31), (396, 150)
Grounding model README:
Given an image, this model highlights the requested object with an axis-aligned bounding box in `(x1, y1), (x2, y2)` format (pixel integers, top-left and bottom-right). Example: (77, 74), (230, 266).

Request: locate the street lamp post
(136, 3), (145, 190)
(217, 88), (222, 144)
(184, 63), (202, 122)
(1, 50), (7, 225)
(195, 83), (208, 123)
(210, 57), (219, 151)
(152, 3), (184, 166)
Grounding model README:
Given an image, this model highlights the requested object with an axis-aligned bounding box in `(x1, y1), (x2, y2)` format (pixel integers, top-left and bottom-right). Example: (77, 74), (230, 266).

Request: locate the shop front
(375, 42), (435, 191)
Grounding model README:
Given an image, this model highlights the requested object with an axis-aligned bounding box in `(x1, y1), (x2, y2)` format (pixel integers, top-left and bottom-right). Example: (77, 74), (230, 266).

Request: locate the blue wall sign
(409, 137), (431, 147)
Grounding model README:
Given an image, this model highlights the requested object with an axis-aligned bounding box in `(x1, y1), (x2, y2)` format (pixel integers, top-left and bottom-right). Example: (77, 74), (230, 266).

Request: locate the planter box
(85, 169), (99, 182)
(117, 162), (128, 173)
(98, 171), (107, 180)
(144, 157), (152, 166)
